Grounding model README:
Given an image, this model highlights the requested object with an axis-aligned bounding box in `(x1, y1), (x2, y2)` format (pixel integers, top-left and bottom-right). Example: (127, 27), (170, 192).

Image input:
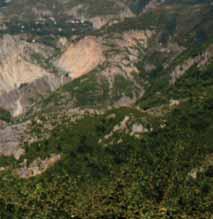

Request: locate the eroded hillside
(0, 0), (213, 218)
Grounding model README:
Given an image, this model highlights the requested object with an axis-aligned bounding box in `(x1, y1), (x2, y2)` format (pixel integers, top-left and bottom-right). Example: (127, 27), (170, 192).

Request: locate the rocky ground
(0, 1), (213, 218)
(0, 0), (212, 171)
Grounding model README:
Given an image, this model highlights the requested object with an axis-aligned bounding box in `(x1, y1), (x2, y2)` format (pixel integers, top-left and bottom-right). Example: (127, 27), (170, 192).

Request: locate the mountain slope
(0, 63), (213, 218)
(0, 1), (212, 218)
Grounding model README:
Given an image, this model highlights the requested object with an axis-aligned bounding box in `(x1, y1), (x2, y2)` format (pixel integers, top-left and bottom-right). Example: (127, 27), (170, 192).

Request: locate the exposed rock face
(0, 120), (7, 128)
(65, 1), (135, 29)
(0, 35), (64, 116)
(89, 7), (134, 29)
(57, 30), (153, 81)
(131, 123), (144, 134)
(122, 31), (153, 47)
(89, 16), (109, 29)
(0, 74), (62, 116)
(102, 116), (130, 141)
(0, 35), (51, 95)
(16, 154), (61, 179)
(0, 18), (153, 115)
(141, 0), (162, 14)
(169, 99), (180, 107)
(57, 36), (105, 79)
(55, 30), (153, 108)
(0, 122), (27, 160)
(100, 30), (153, 103)
(102, 30), (153, 77)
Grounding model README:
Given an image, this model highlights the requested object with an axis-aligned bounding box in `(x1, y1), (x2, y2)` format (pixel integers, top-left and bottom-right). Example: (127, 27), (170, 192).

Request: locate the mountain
(0, 0), (213, 218)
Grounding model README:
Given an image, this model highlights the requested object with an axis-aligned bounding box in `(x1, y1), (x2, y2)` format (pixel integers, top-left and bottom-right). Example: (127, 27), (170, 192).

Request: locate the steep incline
(0, 35), (49, 95)
(57, 36), (105, 79)
(0, 1), (212, 218)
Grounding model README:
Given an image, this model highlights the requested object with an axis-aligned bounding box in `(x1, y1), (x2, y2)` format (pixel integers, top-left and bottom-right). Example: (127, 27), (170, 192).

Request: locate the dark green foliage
(101, 11), (160, 35)
(130, 0), (151, 14)
(0, 1), (212, 218)
(2, 17), (93, 39)
(0, 108), (11, 122)
(0, 0), (9, 8)
(40, 70), (143, 111)
(0, 86), (213, 218)
(112, 75), (137, 100)
(139, 54), (213, 109)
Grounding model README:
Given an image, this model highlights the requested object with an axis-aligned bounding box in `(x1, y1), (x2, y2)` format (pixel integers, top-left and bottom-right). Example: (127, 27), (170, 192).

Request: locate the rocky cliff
(0, 1), (213, 218)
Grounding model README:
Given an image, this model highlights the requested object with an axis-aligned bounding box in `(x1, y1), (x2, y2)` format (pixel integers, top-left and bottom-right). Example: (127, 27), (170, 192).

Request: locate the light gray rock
(0, 122), (27, 159)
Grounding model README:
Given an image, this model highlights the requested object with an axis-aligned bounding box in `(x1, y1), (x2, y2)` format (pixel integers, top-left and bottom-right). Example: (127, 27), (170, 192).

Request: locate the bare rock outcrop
(56, 30), (153, 107)
(65, 2), (134, 30)
(16, 154), (61, 179)
(99, 30), (153, 99)
(0, 35), (64, 116)
(0, 122), (27, 160)
(0, 74), (63, 117)
(57, 30), (153, 80)
(57, 36), (105, 79)
(141, 0), (162, 14)
(0, 35), (52, 95)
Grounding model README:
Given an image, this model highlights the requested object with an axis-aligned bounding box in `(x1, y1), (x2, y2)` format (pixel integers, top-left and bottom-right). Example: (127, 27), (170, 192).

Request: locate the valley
(0, 0), (212, 218)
